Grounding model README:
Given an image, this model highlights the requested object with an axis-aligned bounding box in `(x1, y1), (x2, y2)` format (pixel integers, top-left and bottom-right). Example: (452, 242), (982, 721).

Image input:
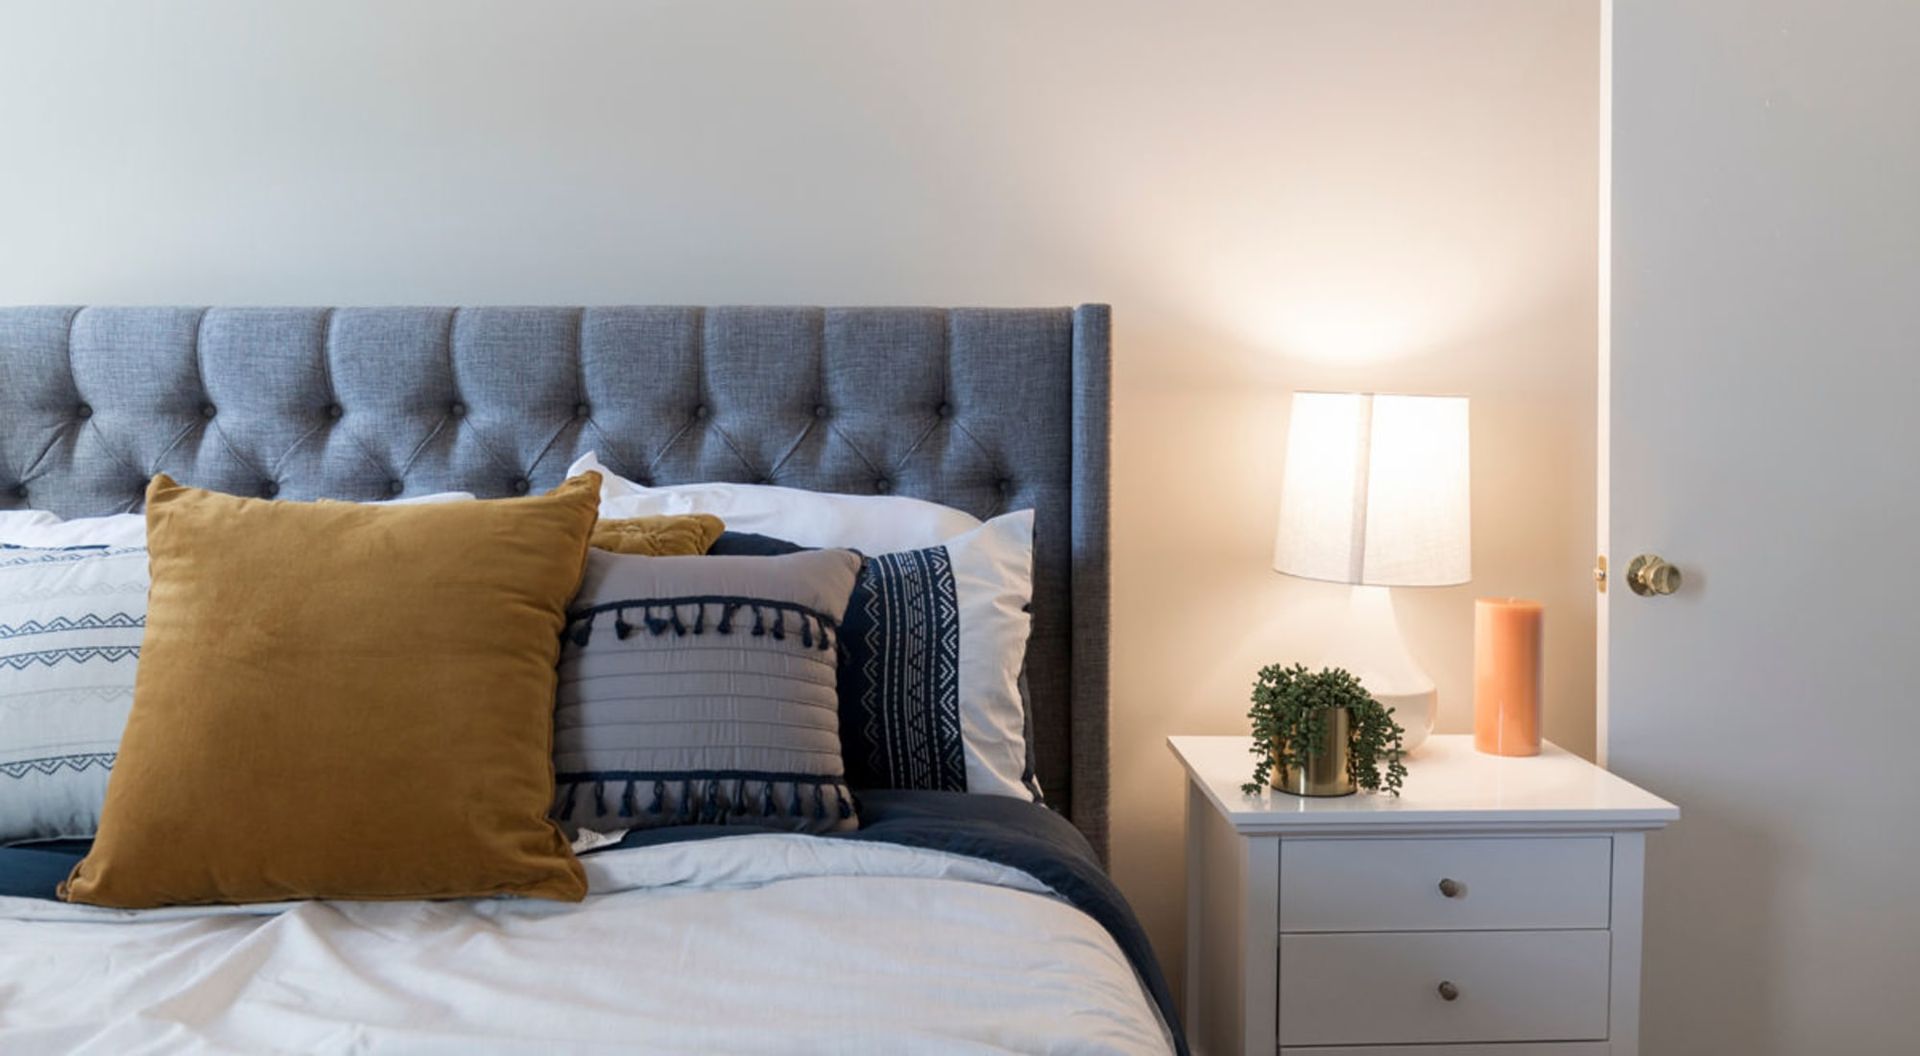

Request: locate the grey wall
(1611, 0), (1920, 1051)
(0, 0), (1600, 993)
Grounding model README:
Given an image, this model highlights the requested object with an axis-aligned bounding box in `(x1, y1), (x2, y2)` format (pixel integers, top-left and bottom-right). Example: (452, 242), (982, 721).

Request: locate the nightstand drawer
(1277, 930), (1611, 1047)
(1279, 836), (1611, 932)
(1283, 1044), (1610, 1055)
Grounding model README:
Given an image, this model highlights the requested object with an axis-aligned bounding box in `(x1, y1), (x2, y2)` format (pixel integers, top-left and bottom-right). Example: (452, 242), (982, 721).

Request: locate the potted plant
(1241, 664), (1408, 797)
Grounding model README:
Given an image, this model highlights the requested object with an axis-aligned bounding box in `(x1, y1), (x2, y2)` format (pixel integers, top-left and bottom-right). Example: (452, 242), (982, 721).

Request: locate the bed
(0, 305), (1178, 1054)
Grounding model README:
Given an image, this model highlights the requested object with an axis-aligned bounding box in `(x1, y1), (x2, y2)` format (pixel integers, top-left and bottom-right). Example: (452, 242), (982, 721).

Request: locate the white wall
(0, 0), (1600, 991)
(1610, 1), (1920, 1050)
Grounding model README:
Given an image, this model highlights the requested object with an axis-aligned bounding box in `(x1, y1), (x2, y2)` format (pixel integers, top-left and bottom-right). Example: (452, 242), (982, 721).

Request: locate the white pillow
(0, 492), (476, 548)
(743, 510), (1039, 801)
(0, 514), (145, 549)
(0, 542), (146, 843)
(841, 511), (1039, 800)
(0, 511), (58, 532)
(0, 489), (475, 844)
(568, 452), (980, 554)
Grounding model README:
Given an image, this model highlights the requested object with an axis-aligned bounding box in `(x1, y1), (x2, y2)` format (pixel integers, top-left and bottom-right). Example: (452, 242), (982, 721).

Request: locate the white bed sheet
(0, 834), (1173, 1055)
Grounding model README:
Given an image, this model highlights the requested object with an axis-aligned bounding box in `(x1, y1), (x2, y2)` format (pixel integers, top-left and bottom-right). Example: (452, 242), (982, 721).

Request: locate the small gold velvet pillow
(61, 473), (603, 908)
(590, 514), (724, 556)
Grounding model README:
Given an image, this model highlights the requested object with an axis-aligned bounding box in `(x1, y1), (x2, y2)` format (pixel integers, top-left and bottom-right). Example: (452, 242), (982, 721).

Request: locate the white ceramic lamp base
(1317, 584), (1437, 753)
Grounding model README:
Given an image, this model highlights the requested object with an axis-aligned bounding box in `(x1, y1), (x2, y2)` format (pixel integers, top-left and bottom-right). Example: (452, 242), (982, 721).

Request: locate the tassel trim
(554, 769), (858, 830)
(562, 595), (837, 654)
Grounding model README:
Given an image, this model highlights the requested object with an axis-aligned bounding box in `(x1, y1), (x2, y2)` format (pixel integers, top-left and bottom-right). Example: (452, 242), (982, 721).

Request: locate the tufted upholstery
(0, 305), (1111, 859)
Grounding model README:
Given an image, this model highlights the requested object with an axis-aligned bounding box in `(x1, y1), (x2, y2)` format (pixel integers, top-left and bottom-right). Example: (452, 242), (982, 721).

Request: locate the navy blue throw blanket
(1, 792), (1186, 1054)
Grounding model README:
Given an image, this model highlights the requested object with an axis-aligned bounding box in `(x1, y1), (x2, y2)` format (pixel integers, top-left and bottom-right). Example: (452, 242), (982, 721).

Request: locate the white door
(1608, 2), (1920, 1052)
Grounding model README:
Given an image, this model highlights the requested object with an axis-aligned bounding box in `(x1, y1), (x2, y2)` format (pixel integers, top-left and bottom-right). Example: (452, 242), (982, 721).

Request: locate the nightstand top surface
(1169, 734), (1678, 834)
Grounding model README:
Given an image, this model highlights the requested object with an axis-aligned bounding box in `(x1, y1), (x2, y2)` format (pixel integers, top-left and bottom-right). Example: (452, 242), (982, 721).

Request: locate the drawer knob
(1437, 980), (1460, 1002)
(1437, 877), (1464, 898)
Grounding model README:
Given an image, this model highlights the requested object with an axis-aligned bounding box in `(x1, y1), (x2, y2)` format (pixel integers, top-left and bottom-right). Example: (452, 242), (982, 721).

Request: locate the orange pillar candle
(1474, 598), (1543, 756)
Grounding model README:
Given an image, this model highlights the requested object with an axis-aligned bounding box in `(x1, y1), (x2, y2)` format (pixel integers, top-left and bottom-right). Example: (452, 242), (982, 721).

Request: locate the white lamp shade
(1273, 391), (1471, 587)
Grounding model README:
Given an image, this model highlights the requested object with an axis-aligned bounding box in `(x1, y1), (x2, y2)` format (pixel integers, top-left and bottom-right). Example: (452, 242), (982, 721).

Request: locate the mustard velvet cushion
(60, 473), (603, 908)
(590, 514), (724, 556)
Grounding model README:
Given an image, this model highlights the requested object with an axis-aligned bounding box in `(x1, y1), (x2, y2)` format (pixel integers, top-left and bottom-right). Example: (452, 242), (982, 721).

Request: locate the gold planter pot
(1271, 707), (1356, 797)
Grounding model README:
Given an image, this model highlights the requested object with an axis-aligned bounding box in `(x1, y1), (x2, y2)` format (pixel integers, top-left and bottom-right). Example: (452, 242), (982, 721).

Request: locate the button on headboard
(0, 304), (1112, 859)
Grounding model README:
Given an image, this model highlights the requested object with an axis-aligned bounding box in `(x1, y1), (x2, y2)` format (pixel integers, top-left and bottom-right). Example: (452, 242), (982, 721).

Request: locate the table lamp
(1273, 391), (1470, 752)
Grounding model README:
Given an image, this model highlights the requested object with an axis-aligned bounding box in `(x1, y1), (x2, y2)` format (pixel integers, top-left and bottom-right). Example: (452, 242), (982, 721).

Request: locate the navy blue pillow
(707, 531), (807, 557)
(0, 839), (91, 899)
(708, 532), (973, 793)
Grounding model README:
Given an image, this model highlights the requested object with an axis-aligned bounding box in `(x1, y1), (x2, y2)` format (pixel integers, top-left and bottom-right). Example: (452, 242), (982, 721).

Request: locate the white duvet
(0, 834), (1173, 1055)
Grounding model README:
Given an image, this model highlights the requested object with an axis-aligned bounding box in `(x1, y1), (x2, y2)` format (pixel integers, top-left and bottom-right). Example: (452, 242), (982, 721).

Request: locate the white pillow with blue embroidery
(0, 512), (146, 549)
(0, 542), (147, 844)
(0, 491), (476, 845)
(718, 511), (1041, 802)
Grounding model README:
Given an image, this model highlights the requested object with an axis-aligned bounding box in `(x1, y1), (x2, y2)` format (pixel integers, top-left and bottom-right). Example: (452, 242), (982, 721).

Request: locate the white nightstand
(1170, 735), (1677, 1056)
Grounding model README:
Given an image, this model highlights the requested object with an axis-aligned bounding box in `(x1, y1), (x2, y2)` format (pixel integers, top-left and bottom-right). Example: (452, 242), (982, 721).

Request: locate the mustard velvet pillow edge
(590, 513), (725, 556)
(59, 472), (603, 909)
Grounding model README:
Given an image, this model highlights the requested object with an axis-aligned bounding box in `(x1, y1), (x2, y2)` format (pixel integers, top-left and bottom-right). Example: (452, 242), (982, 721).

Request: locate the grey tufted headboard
(0, 304), (1112, 859)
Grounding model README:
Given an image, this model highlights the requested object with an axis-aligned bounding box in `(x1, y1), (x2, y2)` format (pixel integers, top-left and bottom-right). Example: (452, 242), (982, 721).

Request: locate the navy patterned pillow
(712, 512), (1040, 801)
(840, 545), (969, 791)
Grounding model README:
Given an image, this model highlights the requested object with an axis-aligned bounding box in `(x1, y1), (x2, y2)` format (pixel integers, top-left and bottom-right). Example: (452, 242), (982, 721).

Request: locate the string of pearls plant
(1241, 663), (1408, 797)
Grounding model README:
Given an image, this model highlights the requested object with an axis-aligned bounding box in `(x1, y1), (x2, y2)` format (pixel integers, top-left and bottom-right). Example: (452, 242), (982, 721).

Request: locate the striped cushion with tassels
(551, 548), (863, 837)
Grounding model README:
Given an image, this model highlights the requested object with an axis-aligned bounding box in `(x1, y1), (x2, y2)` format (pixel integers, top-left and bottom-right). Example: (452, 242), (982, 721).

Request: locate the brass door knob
(1437, 878), (1464, 899)
(1437, 981), (1460, 1002)
(1626, 554), (1682, 596)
